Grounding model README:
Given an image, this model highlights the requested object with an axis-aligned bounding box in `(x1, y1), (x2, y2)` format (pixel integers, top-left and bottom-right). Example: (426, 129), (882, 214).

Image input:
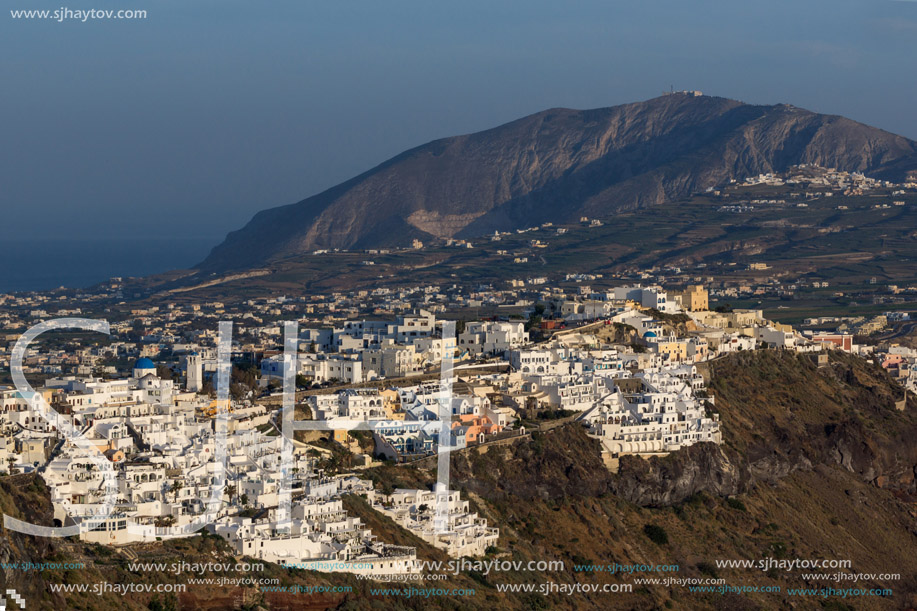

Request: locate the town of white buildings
(0, 272), (915, 577)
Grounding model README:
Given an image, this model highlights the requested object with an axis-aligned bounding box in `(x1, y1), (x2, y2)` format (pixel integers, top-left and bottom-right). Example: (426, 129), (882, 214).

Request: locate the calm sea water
(0, 237), (219, 293)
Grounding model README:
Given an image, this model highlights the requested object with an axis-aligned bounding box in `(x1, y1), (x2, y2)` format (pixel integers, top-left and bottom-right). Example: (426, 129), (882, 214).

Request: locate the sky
(2, 0), (916, 247)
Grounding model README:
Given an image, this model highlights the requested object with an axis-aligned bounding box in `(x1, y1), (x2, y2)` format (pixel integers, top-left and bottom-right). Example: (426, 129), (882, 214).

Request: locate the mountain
(200, 94), (917, 271)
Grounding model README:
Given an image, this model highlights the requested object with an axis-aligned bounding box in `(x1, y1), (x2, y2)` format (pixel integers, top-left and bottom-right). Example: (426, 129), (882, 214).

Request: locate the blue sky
(2, 0), (915, 243)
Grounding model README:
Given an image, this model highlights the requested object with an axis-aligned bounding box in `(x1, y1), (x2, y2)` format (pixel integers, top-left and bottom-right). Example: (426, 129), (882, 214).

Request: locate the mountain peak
(200, 95), (917, 272)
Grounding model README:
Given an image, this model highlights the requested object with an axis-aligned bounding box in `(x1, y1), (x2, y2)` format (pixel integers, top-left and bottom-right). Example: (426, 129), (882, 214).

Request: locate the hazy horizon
(0, 236), (219, 292)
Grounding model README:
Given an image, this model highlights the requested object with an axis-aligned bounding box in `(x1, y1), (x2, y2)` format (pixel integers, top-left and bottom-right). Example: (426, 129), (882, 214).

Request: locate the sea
(0, 237), (220, 293)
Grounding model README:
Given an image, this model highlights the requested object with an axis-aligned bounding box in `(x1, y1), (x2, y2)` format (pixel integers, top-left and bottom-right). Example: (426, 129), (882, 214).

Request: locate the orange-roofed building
(452, 414), (502, 443)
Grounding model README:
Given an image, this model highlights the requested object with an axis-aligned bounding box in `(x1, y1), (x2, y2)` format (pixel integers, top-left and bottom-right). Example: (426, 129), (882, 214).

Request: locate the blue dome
(642, 331), (657, 338)
(134, 357), (155, 370)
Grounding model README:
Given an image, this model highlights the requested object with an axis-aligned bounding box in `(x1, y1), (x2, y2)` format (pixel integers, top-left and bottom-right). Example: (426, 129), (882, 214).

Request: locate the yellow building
(655, 338), (689, 362)
(681, 285), (708, 311)
(379, 388), (405, 420)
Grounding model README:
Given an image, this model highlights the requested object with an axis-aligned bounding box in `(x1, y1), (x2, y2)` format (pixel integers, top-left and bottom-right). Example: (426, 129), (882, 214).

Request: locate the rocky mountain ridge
(200, 94), (917, 271)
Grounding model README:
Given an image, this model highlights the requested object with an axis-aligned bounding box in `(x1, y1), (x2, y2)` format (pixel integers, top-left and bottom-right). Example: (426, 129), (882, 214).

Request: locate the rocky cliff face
(0, 476), (69, 607)
(610, 351), (917, 506)
(200, 94), (917, 271)
(445, 352), (917, 510)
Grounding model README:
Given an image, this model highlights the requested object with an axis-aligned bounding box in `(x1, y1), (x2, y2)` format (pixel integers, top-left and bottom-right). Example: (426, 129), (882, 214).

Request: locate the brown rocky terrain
(614, 351), (917, 506)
